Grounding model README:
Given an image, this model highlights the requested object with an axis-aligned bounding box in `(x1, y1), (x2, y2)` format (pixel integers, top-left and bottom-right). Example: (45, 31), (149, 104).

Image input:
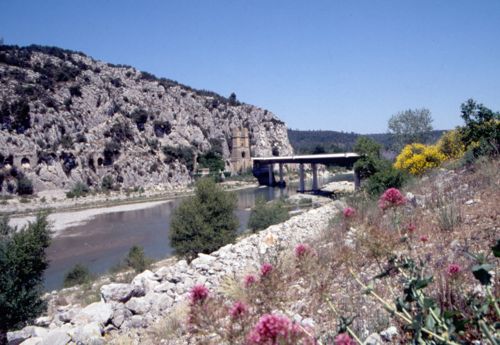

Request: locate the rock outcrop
(0, 45), (293, 193)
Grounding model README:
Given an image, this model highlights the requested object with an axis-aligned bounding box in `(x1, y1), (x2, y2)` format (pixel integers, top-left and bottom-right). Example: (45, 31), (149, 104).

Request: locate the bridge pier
(268, 163), (273, 186)
(299, 163), (305, 193)
(354, 170), (361, 190)
(279, 163), (284, 186)
(312, 163), (318, 192)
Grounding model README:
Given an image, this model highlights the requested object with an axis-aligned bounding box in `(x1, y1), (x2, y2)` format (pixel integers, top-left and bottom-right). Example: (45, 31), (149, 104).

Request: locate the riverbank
(0, 180), (259, 217)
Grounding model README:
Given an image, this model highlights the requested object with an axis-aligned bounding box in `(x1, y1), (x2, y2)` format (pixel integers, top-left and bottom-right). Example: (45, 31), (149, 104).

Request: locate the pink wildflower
(229, 301), (248, 319)
(247, 314), (303, 344)
(260, 263), (273, 277)
(420, 235), (429, 242)
(378, 188), (407, 210)
(447, 263), (461, 276)
(244, 274), (257, 288)
(343, 207), (356, 218)
(407, 223), (416, 233)
(189, 284), (209, 305)
(334, 333), (356, 345)
(294, 243), (311, 258)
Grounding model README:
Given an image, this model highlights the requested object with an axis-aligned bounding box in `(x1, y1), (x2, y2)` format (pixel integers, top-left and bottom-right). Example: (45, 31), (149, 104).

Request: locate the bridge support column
(312, 163), (318, 192)
(299, 163), (305, 193)
(279, 163), (284, 186)
(268, 163), (273, 186)
(354, 170), (361, 190)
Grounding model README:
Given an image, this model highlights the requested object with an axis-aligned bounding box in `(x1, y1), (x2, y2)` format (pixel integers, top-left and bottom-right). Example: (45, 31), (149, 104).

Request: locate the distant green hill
(287, 129), (446, 154)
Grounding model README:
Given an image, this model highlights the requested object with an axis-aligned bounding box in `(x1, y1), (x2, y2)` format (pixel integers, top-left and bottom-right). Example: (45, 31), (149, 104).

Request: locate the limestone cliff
(0, 45), (292, 193)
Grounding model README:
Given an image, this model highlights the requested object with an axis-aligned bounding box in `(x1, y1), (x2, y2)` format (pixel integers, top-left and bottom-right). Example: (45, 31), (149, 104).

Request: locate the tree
(353, 137), (382, 180)
(170, 178), (238, 261)
(388, 108), (433, 151)
(228, 92), (238, 106)
(126, 245), (151, 273)
(459, 99), (499, 156)
(0, 214), (51, 344)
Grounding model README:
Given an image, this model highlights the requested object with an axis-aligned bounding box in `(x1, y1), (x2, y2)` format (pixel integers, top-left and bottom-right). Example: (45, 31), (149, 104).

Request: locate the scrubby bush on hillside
(248, 198), (290, 232)
(0, 214), (51, 342)
(153, 120), (172, 137)
(129, 108), (149, 131)
(394, 143), (446, 176)
(364, 161), (408, 196)
(101, 175), (114, 192)
(66, 182), (90, 198)
(437, 129), (465, 159)
(163, 145), (195, 171)
(63, 264), (92, 287)
(105, 121), (134, 143)
(16, 175), (33, 195)
(197, 149), (225, 174)
(103, 141), (121, 165)
(170, 178), (238, 261)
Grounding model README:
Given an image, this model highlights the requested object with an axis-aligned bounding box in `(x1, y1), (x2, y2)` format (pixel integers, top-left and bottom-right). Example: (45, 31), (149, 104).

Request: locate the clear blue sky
(1, 0), (499, 133)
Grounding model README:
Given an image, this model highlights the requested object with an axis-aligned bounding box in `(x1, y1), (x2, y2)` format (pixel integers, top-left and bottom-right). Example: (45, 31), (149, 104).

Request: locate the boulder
(100, 283), (141, 303)
(131, 270), (161, 294)
(365, 333), (383, 345)
(39, 330), (71, 345)
(380, 326), (399, 341)
(7, 326), (48, 344)
(19, 338), (42, 345)
(72, 302), (113, 326)
(111, 304), (133, 328)
(69, 322), (103, 345)
(125, 297), (151, 315)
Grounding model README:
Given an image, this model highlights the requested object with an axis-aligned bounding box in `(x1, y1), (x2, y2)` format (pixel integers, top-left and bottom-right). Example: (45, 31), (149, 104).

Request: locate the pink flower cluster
(244, 274), (257, 288)
(294, 243), (312, 258)
(343, 207), (356, 218)
(420, 235), (429, 242)
(378, 188), (407, 210)
(247, 314), (303, 344)
(260, 263), (273, 277)
(407, 223), (416, 233)
(334, 333), (356, 345)
(447, 263), (462, 276)
(189, 284), (209, 305)
(229, 301), (248, 319)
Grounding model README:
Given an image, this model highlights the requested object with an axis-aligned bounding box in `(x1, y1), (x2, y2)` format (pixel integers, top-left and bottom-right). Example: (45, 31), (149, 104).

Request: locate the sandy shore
(8, 200), (171, 237)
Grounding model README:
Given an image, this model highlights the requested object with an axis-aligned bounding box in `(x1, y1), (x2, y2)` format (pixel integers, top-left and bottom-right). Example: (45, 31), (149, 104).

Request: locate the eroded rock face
(0, 45), (293, 193)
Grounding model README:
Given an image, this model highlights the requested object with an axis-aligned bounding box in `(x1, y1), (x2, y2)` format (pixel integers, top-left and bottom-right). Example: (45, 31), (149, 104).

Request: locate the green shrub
(365, 161), (408, 196)
(0, 214), (51, 339)
(170, 178), (238, 261)
(103, 141), (121, 165)
(162, 145), (195, 171)
(16, 175), (33, 195)
(248, 198), (290, 232)
(66, 182), (90, 198)
(197, 149), (225, 173)
(101, 175), (114, 192)
(125, 245), (151, 273)
(63, 264), (92, 287)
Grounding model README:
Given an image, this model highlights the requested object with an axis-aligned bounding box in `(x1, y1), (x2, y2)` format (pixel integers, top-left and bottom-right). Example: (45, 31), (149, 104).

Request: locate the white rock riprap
(9, 200), (343, 345)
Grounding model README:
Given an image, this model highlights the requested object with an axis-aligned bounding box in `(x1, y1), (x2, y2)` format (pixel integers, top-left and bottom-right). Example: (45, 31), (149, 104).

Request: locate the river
(42, 174), (351, 290)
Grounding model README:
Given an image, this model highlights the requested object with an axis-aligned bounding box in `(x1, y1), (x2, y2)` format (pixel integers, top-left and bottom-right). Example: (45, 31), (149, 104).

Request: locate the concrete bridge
(252, 153), (361, 192)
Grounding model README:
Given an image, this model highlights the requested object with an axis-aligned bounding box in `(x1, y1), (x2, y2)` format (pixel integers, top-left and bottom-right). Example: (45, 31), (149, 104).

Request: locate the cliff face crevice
(0, 45), (293, 192)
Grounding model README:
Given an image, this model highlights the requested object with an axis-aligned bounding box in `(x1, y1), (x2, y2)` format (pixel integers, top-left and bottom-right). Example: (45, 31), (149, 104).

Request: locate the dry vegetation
(112, 158), (498, 345)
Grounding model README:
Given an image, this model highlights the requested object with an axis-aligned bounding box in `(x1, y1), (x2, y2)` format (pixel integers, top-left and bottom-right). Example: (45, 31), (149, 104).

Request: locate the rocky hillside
(0, 45), (292, 193)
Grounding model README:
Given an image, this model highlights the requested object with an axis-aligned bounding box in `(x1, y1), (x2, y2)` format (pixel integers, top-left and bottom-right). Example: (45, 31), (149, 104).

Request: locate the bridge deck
(252, 152), (361, 165)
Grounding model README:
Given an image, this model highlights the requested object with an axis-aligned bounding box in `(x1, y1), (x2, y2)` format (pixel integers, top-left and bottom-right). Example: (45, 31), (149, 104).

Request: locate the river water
(44, 174), (351, 290)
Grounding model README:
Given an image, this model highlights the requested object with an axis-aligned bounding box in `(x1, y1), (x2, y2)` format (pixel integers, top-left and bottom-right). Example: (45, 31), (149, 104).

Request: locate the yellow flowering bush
(437, 129), (465, 159)
(394, 143), (446, 175)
